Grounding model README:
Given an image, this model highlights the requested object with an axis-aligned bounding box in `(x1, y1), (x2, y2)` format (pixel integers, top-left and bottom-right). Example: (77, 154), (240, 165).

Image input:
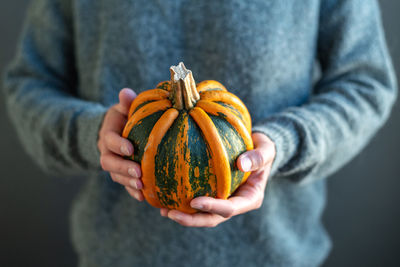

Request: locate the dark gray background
(0, 1), (398, 266)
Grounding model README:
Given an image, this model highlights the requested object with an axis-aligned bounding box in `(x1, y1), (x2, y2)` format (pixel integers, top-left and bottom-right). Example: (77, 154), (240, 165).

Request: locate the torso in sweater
(5, 0), (396, 266)
(71, 1), (329, 266)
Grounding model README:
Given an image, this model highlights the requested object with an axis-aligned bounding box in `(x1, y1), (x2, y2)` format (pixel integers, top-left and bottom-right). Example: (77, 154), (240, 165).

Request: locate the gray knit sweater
(3, 0), (397, 266)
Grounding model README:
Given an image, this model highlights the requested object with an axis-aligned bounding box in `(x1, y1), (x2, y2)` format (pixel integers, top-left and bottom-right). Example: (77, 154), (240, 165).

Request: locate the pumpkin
(122, 62), (253, 213)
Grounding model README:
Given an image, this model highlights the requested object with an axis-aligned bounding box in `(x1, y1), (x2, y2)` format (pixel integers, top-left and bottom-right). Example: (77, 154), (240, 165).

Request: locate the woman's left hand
(160, 132), (276, 227)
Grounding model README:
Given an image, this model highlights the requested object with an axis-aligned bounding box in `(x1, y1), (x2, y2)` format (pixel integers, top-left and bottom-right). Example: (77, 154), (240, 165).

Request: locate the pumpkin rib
(173, 113), (194, 213)
(141, 108), (179, 208)
(156, 81), (171, 91)
(128, 89), (170, 118)
(214, 101), (245, 122)
(197, 100), (254, 188)
(122, 99), (172, 138)
(189, 107), (231, 199)
(200, 90), (252, 132)
(195, 100), (254, 151)
(196, 80), (227, 93)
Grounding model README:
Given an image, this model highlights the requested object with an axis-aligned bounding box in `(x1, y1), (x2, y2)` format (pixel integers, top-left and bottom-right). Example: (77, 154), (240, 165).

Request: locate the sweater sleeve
(252, 0), (397, 183)
(2, 0), (108, 175)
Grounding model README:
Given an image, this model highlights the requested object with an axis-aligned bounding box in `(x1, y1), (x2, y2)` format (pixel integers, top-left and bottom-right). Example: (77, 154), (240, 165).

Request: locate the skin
(99, 88), (276, 227)
(98, 88), (145, 201)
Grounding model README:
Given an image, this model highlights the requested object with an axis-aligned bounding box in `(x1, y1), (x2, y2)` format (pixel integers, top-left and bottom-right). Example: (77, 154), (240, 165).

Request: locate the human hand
(98, 88), (144, 201)
(160, 132), (276, 227)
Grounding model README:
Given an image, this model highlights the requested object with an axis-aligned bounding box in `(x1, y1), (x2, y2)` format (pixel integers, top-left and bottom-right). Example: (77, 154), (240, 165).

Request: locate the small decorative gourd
(122, 62), (253, 213)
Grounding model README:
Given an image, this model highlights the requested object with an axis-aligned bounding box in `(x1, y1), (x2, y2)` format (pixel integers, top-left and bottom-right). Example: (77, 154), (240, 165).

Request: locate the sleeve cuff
(76, 104), (108, 171)
(252, 121), (298, 178)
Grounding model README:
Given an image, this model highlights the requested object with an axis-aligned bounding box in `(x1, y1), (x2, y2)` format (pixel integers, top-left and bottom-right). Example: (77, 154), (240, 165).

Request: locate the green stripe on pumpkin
(188, 114), (216, 198)
(154, 111), (185, 208)
(131, 100), (154, 115)
(156, 81), (170, 90)
(208, 114), (246, 194)
(154, 111), (218, 209)
(215, 101), (245, 122)
(127, 110), (164, 162)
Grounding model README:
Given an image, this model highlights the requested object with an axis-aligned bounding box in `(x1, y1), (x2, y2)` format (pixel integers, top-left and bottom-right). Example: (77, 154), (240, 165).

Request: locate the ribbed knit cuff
(252, 121), (298, 178)
(76, 104), (108, 171)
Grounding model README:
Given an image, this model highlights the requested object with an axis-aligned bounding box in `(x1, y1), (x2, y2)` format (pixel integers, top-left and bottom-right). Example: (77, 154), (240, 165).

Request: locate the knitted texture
(3, 0), (397, 266)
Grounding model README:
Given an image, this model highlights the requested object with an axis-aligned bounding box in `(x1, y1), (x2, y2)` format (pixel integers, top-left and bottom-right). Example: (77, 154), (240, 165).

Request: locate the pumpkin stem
(170, 62), (200, 110)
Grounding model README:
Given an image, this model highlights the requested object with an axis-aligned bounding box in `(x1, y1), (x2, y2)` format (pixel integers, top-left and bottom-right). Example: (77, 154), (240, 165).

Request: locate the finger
(191, 189), (262, 218)
(160, 208), (169, 217)
(244, 168), (269, 192)
(227, 170), (269, 213)
(104, 131), (134, 156)
(110, 173), (143, 189)
(190, 197), (235, 218)
(100, 153), (142, 178)
(237, 133), (275, 172)
(125, 186), (144, 201)
(104, 108), (128, 132)
(116, 88), (137, 115)
(167, 210), (226, 228)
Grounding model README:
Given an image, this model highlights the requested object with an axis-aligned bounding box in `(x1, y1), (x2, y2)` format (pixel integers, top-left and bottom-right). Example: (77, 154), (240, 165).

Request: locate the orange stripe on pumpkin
(141, 108), (179, 209)
(195, 100), (254, 151)
(128, 89), (170, 118)
(200, 90), (252, 132)
(173, 113), (196, 213)
(122, 99), (171, 138)
(196, 80), (227, 93)
(189, 107), (231, 199)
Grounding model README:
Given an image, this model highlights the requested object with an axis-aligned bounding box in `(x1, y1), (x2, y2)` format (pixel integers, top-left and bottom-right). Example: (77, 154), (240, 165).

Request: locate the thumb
(237, 149), (267, 172)
(117, 88), (137, 115)
(237, 133), (275, 172)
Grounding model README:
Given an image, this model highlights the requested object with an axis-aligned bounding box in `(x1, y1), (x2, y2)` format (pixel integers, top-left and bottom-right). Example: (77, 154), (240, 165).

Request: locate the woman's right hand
(98, 88), (144, 201)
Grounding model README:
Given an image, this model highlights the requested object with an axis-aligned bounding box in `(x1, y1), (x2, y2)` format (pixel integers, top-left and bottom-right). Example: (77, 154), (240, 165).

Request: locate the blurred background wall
(0, 1), (398, 266)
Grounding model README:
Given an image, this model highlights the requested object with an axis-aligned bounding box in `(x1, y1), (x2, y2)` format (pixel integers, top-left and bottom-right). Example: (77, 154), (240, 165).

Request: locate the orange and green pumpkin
(122, 62), (253, 213)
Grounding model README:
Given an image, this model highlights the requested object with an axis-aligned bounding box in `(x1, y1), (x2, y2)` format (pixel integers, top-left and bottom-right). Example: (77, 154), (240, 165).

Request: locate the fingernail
(120, 146), (131, 156)
(130, 179), (142, 190)
(128, 168), (138, 177)
(132, 190), (140, 201)
(241, 156), (252, 172)
(191, 203), (204, 210)
(129, 179), (137, 189)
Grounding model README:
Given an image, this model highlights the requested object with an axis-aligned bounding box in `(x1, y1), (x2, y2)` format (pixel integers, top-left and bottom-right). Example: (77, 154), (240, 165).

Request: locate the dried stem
(170, 62), (200, 110)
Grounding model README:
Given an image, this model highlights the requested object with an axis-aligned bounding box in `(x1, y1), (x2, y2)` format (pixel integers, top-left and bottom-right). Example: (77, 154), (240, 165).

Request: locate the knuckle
(252, 149), (266, 168)
(104, 131), (114, 146)
(98, 128), (106, 141)
(111, 160), (125, 174)
(202, 202), (211, 212)
(116, 163), (126, 174)
(100, 155), (108, 170)
(98, 142), (106, 154)
(223, 207), (234, 218)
